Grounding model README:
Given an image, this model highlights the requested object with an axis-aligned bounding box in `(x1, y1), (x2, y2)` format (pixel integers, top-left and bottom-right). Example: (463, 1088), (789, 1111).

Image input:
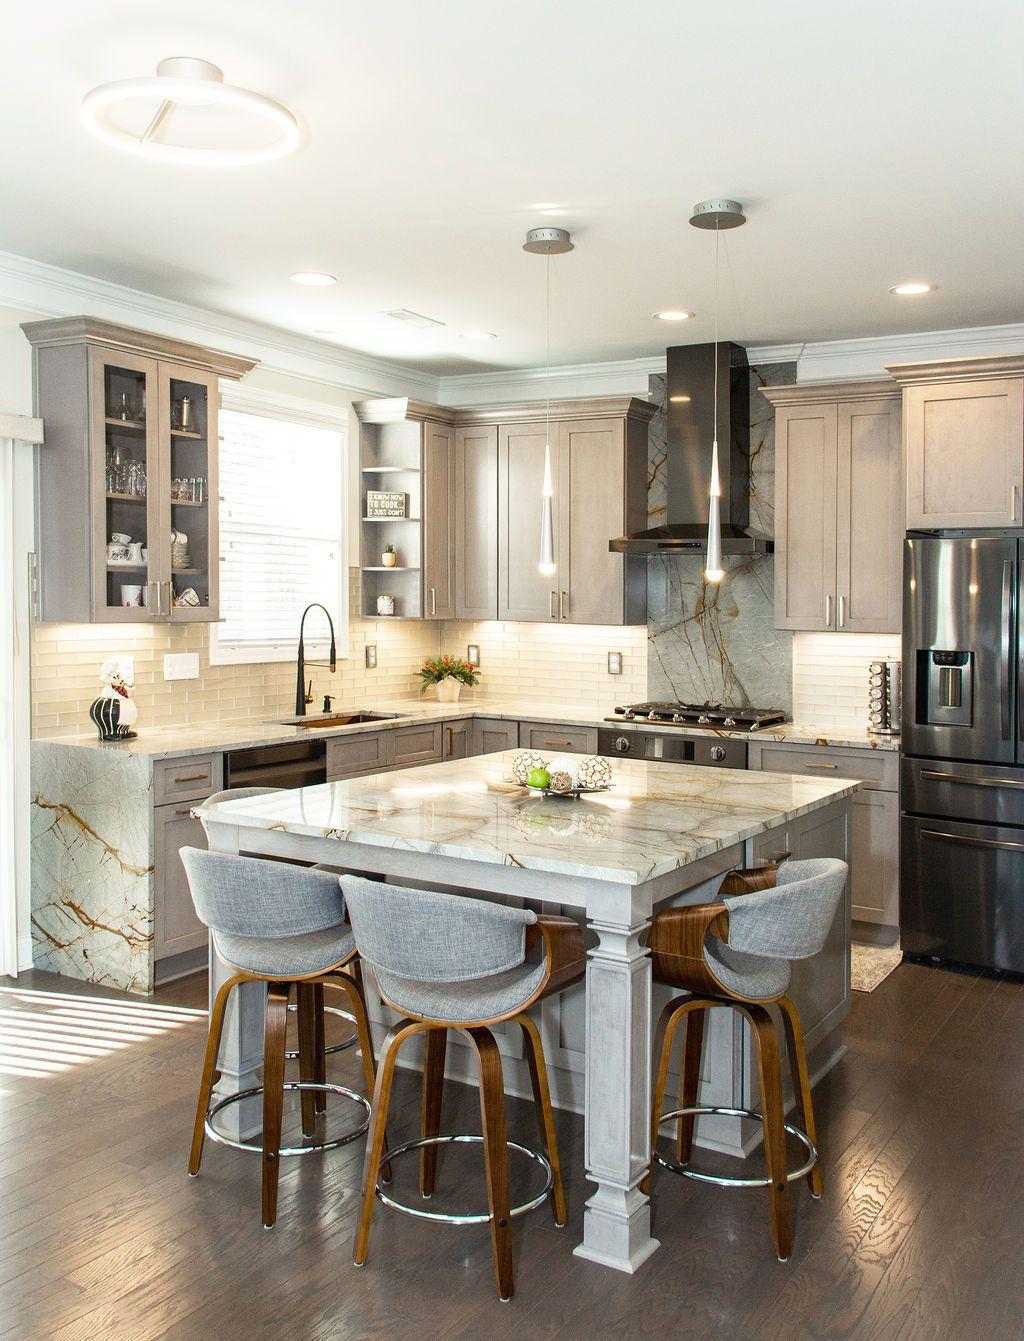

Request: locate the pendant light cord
(545, 251), (551, 445)
(713, 220), (720, 447)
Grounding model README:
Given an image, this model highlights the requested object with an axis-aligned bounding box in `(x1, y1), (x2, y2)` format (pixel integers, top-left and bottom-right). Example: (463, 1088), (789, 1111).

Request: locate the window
(211, 405), (347, 664)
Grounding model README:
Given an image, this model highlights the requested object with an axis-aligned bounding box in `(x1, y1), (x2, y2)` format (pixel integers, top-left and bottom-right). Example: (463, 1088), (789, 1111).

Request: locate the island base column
(574, 913), (659, 1273)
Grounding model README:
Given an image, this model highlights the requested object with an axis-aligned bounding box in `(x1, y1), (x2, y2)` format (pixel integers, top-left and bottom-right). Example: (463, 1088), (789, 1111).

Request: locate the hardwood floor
(0, 960), (1020, 1339)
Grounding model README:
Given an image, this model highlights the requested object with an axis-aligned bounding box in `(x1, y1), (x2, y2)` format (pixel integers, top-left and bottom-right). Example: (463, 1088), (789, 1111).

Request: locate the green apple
(526, 767), (551, 790)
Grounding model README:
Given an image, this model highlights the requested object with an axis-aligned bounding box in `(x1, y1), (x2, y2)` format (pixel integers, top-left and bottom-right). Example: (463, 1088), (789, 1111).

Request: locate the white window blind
(214, 408), (345, 663)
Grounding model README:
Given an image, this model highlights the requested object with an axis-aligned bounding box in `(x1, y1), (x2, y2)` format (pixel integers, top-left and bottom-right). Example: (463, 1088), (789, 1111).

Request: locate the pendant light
(689, 199), (746, 584)
(524, 227), (574, 576)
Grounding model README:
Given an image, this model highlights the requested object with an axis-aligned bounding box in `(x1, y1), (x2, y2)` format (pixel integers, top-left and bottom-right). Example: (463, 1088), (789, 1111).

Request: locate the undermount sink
(274, 711), (406, 729)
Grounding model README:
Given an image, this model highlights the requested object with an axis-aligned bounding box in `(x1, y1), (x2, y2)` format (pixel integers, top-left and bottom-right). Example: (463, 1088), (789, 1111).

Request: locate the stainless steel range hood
(610, 341), (772, 556)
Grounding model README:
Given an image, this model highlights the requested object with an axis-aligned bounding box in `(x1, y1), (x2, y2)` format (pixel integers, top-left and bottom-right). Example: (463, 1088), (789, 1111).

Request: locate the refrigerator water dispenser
(922, 649), (973, 726)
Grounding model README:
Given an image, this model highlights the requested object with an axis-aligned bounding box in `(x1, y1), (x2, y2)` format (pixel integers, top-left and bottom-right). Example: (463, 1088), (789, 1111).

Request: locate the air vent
(384, 309), (446, 330)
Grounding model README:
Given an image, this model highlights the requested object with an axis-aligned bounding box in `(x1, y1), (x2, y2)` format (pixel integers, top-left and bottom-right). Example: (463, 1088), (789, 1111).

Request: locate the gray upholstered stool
(342, 875), (586, 1302)
(181, 847), (379, 1227)
(645, 857), (848, 1261)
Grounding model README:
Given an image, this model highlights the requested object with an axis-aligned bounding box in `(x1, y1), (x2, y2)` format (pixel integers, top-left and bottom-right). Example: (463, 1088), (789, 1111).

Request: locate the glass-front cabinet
(25, 318), (254, 624)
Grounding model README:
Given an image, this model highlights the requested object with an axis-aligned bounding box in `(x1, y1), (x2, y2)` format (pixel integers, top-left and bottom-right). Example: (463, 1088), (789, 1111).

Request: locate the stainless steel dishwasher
(224, 739), (327, 790)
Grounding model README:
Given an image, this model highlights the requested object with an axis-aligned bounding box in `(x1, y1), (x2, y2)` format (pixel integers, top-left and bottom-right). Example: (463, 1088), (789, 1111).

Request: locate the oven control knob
(614, 736), (631, 753)
(710, 745), (727, 762)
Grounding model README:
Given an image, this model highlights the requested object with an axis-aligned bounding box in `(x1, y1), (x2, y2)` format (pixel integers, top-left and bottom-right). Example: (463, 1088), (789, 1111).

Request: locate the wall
(646, 364), (796, 712)
(793, 632), (902, 729)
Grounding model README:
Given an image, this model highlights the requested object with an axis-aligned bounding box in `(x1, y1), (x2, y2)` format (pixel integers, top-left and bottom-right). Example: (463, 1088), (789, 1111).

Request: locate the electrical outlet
(365, 643), (377, 669)
(164, 652), (200, 681)
(467, 643), (480, 666)
(607, 651), (623, 675)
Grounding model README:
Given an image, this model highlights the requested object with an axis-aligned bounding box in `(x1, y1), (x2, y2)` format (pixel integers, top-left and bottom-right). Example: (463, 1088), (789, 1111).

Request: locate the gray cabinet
(442, 719), (472, 760)
(454, 425), (499, 619)
(497, 421), (553, 622)
(387, 723), (443, 768)
(765, 380), (901, 634)
(748, 740), (899, 931)
(518, 721), (598, 754)
(327, 731), (388, 780)
(471, 718), (519, 755)
(423, 420), (455, 619)
(153, 802), (208, 960)
(23, 316), (254, 624)
(887, 357), (1024, 530)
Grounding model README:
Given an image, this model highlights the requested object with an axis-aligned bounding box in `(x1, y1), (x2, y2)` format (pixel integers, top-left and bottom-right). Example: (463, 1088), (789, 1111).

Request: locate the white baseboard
(17, 933), (33, 972)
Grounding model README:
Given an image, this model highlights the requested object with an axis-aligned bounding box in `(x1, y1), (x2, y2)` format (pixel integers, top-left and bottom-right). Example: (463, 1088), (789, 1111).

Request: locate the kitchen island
(199, 749), (858, 1274)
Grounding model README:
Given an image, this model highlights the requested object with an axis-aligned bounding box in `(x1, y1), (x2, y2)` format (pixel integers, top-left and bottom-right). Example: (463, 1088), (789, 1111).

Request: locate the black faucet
(295, 603), (337, 716)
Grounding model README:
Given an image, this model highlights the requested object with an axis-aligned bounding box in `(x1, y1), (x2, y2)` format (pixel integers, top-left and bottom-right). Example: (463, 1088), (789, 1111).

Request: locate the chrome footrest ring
(375, 1134), (553, 1225)
(283, 1001), (358, 1059)
(654, 1106), (817, 1188)
(205, 1082), (370, 1157)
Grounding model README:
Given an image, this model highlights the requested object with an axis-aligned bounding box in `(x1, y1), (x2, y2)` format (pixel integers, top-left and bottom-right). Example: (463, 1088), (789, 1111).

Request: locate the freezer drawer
(901, 814), (1024, 972)
(901, 756), (1024, 828)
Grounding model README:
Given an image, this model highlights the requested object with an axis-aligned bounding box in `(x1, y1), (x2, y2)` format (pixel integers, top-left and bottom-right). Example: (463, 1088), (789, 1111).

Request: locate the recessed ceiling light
(461, 330), (497, 341)
(81, 57), (300, 167)
(889, 281), (935, 296)
(654, 309), (694, 322)
(291, 271), (336, 287)
(669, 394), (692, 403)
(384, 308), (446, 330)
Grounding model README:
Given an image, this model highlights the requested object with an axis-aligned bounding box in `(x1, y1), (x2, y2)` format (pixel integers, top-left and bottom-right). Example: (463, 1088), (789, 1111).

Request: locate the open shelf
(362, 565), (420, 572)
(106, 492), (147, 504)
(362, 515), (420, 523)
(106, 563), (147, 572)
(170, 428), (204, 440)
(361, 465), (421, 474)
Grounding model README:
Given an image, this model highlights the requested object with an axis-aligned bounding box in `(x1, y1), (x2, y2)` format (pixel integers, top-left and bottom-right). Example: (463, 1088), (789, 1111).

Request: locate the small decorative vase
(376, 594), (395, 616)
(435, 678), (461, 703)
(89, 692), (138, 741)
(381, 550), (397, 568)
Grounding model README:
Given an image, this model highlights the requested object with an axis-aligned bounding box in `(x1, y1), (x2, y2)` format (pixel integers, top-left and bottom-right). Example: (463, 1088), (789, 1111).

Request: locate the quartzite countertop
(200, 752), (858, 1277)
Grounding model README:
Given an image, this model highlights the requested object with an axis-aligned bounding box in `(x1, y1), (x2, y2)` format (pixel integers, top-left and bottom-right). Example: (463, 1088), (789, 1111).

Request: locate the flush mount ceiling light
(291, 271), (336, 286)
(654, 309), (695, 322)
(461, 330), (498, 341)
(889, 281), (936, 296)
(81, 57), (300, 167)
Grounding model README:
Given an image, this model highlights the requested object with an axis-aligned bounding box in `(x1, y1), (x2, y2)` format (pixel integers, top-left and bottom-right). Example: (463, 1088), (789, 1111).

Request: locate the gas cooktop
(607, 701), (787, 731)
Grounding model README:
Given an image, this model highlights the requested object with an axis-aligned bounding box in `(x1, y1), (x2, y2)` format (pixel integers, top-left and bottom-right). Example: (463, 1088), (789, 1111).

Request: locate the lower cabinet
(748, 740), (899, 931)
(471, 717), (519, 755)
(518, 721), (598, 754)
(327, 731), (389, 780)
(442, 720), (472, 760)
(388, 723), (443, 768)
(153, 800), (209, 962)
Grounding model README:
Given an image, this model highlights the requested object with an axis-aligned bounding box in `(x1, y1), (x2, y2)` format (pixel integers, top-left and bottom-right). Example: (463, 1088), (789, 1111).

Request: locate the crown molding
(0, 250), (435, 400)
(793, 323), (1024, 383)
(438, 355), (666, 407)
(760, 377), (899, 407)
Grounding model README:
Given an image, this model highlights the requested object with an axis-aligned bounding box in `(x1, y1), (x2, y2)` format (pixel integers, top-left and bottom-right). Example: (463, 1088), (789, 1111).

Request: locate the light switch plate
(164, 652), (200, 681)
(467, 643), (480, 666)
(365, 643), (377, 669)
(607, 651), (623, 675)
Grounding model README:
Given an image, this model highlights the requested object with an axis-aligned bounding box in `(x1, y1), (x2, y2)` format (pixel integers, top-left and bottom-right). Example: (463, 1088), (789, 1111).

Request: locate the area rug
(851, 942), (903, 993)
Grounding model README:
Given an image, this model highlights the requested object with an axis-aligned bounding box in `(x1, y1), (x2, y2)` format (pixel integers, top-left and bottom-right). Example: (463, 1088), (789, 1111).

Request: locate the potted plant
(381, 543), (397, 568)
(418, 654), (480, 703)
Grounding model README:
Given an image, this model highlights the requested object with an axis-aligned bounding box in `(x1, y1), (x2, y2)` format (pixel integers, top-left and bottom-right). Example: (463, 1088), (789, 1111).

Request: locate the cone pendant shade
(539, 443), (556, 575)
(705, 437), (724, 582)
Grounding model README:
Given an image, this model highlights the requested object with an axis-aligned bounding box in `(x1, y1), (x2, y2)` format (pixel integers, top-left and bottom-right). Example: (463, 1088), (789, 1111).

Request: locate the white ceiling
(3, 0), (1023, 376)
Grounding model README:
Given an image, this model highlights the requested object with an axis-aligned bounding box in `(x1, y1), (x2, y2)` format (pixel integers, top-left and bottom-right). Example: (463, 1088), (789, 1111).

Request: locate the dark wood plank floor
(0, 960), (1020, 1340)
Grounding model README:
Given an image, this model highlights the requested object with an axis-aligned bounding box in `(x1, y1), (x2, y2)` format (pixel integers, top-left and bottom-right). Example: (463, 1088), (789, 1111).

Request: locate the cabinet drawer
(153, 753), (220, 805)
(327, 731), (387, 780)
(748, 742), (897, 792)
(387, 723), (443, 768)
(518, 721), (598, 754)
(471, 718), (519, 755)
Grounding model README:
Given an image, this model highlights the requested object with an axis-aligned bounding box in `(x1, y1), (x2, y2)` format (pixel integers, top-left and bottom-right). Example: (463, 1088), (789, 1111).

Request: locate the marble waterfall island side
(199, 750), (858, 1275)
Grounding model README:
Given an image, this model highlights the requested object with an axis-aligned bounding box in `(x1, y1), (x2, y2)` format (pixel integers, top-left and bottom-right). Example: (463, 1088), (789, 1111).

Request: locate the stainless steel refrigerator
(902, 533), (1024, 972)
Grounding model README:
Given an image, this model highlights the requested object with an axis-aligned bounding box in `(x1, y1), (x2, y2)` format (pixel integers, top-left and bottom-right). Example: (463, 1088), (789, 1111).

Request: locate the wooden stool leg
(778, 994), (823, 1198)
(188, 973), (241, 1176)
(261, 982), (291, 1228)
(334, 966), (391, 1182)
(742, 1004), (792, 1261)
(296, 983), (318, 1136)
(519, 1014), (566, 1226)
(676, 1007), (706, 1164)
(420, 1027), (448, 1197)
(643, 995), (688, 1195)
(354, 1019), (419, 1266)
(470, 1027), (514, 1302)
(313, 982), (327, 1114)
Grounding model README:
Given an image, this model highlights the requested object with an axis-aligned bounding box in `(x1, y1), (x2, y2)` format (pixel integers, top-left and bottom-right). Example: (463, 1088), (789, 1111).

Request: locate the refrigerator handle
(1001, 560), (1013, 740)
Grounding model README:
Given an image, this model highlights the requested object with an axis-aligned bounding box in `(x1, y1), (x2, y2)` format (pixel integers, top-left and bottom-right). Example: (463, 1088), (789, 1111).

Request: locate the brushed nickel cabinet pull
(430, 586), (436, 616)
(550, 590), (558, 620)
(1013, 483), (1020, 523)
(838, 594), (847, 628)
(544, 738), (573, 747)
(559, 590), (567, 620)
(825, 593), (833, 627)
(173, 772), (208, 784)
(804, 761), (838, 770)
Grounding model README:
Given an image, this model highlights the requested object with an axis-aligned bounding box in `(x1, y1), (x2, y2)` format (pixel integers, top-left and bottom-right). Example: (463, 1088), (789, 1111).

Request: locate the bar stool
(180, 847), (380, 1227)
(341, 875), (586, 1301)
(645, 857), (847, 1261)
(200, 789), (360, 1085)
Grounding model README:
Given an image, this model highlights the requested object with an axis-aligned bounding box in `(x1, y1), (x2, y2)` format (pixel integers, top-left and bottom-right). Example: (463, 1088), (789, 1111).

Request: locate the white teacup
(107, 542), (129, 562)
(120, 584), (143, 607)
(110, 532), (131, 546)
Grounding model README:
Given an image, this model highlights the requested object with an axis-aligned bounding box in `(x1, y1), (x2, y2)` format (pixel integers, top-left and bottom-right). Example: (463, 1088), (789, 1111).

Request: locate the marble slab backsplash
(646, 364), (797, 713)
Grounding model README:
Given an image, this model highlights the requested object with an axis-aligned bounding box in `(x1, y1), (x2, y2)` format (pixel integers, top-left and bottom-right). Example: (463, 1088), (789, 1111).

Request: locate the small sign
(366, 490), (408, 519)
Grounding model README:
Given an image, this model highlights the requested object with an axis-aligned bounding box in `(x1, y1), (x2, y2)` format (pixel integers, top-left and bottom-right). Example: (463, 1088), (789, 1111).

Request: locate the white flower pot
(435, 679), (462, 703)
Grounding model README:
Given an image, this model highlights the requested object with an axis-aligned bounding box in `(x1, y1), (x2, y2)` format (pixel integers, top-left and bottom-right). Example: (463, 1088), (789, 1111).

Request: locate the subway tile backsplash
(792, 631), (902, 729)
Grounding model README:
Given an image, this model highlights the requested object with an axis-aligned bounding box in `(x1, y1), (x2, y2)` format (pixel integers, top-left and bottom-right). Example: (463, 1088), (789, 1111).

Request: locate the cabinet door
(160, 361), (220, 623)
(153, 802), (208, 960)
(88, 348), (164, 622)
(442, 720), (472, 760)
(327, 731), (387, 780)
(836, 398), (902, 633)
(557, 418), (626, 625)
(386, 723), (443, 768)
(498, 422), (558, 622)
(775, 402), (838, 630)
(454, 425), (498, 619)
(850, 789), (899, 927)
(904, 378), (1024, 529)
(423, 420), (454, 619)
(471, 718), (519, 755)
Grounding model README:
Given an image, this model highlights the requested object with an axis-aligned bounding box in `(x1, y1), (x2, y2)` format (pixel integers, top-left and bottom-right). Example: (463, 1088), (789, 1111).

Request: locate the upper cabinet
(764, 380), (902, 633)
(23, 317), (256, 624)
(887, 355), (1024, 530)
(453, 424), (499, 619)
